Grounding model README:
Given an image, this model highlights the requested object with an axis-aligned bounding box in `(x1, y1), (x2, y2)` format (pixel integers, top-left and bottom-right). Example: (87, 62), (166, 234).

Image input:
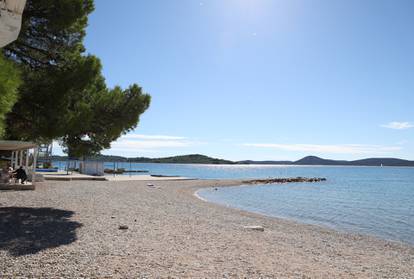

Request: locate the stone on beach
(243, 225), (265, 232)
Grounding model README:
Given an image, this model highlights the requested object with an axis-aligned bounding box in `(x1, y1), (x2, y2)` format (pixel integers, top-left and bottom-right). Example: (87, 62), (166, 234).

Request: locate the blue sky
(55, 0), (414, 161)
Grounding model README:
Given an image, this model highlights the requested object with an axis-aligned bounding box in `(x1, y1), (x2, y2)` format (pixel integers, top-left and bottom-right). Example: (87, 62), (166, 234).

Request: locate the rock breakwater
(244, 177), (327, 185)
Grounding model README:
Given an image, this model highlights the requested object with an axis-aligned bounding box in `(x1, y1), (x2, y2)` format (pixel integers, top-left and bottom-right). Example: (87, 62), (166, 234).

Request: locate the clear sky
(56, 0), (414, 161)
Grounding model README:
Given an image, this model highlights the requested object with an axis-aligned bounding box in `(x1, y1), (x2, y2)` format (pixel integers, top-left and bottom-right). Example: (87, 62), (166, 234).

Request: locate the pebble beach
(0, 179), (413, 278)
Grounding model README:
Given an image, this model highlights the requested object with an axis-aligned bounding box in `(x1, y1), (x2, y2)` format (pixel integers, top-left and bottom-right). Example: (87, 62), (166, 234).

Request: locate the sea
(53, 161), (414, 245)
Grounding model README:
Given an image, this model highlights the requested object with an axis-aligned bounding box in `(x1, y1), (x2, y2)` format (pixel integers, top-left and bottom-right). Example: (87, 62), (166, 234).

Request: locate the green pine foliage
(0, 54), (20, 137)
(2, 0), (150, 157)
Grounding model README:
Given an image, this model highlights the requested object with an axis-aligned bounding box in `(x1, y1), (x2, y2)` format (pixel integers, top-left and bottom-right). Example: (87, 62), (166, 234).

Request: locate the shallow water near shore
(196, 166), (414, 245)
(53, 161), (414, 245)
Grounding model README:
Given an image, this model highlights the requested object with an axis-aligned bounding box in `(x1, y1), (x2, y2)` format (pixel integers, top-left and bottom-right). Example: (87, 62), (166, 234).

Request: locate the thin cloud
(381, 122), (414, 130)
(111, 139), (194, 150)
(53, 134), (204, 155)
(121, 134), (187, 140)
(108, 134), (204, 152)
(396, 140), (408, 145)
(242, 143), (401, 155)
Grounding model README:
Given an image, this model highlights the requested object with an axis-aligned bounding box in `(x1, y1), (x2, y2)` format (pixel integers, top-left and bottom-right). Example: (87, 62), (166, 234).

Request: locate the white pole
(19, 150), (23, 168)
(25, 149), (29, 172)
(32, 147), (38, 186)
(14, 151), (19, 169)
(13, 151), (15, 168)
(14, 151), (17, 168)
(10, 151), (14, 168)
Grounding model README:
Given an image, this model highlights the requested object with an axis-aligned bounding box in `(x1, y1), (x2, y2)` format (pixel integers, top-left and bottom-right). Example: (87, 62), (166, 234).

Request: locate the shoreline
(0, 179), (413, 277)
(192, 182), (413, 247)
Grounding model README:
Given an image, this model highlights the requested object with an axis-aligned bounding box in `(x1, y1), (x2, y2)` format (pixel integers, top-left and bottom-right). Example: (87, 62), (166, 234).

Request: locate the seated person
(13, 166), (27, 184)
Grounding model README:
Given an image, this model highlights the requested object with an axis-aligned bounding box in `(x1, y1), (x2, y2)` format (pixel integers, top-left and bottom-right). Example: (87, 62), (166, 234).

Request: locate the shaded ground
(0, 207), (82, 256)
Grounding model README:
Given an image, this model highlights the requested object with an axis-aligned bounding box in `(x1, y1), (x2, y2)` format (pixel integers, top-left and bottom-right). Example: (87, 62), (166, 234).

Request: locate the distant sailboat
(381, 163), (383, 167)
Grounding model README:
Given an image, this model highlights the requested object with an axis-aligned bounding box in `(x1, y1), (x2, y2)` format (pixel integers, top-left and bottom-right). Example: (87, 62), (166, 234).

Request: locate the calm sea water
(53, 161), (414, 244)
(196, 166), (414, 245)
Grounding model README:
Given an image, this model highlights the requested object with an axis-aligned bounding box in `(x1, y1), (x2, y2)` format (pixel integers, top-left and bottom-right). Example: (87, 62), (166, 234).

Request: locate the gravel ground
(0, 180), (413, 278)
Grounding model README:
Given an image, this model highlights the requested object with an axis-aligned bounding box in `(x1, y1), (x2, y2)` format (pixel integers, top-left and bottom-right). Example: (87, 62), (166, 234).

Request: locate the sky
(54, 0), (414, 161)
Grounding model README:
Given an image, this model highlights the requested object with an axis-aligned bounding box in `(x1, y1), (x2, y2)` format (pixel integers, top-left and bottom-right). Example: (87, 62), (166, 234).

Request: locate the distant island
(50, 154), (414, 167)
(50, 154), (234, 164)
(239, 156), (414, 167)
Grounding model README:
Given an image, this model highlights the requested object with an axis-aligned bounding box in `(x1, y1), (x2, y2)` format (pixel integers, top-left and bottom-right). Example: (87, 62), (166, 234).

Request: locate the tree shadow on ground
(0, 207), (82, 256)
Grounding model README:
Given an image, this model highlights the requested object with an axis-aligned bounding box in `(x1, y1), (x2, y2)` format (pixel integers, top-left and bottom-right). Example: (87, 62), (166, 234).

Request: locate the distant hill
(51, 154), (234, 164)
(241, 156), (414, 167)
(293, 156), (349, 166)
(348, 158), (414, 167)
(138, 154), (234, 164)
(51, 154), (414, 167)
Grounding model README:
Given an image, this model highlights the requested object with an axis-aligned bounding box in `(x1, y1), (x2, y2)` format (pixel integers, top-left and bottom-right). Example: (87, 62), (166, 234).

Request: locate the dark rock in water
(105, 168), (125, 174)
(119, 225), (129, 230)
(151, 174), (179, 178)
(243, 177), (327, 185)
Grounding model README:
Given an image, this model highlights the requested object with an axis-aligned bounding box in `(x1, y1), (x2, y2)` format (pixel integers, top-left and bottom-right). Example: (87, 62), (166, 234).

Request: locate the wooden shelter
(0, 0), (26, 47)
(0, 140), (38, 190)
